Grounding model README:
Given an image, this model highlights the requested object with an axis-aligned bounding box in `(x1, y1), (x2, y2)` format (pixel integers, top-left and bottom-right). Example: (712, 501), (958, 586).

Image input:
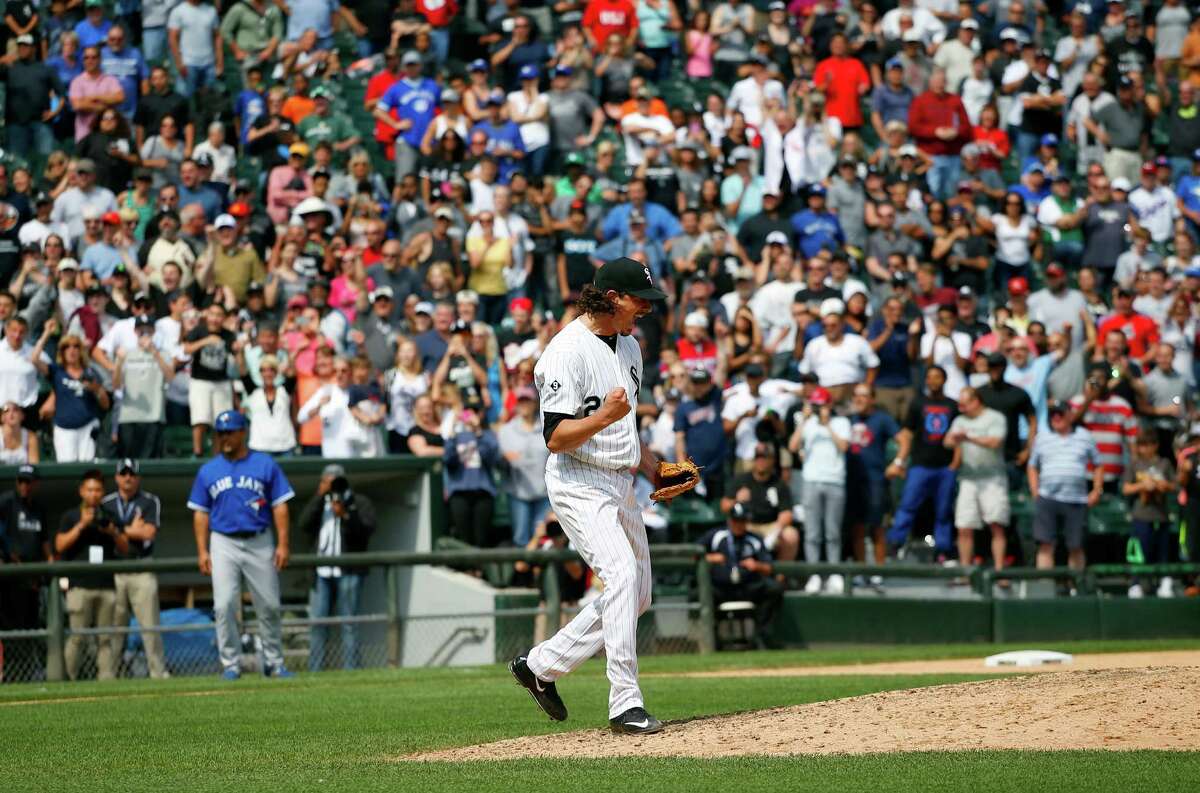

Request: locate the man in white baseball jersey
(510, 257), (668, 735)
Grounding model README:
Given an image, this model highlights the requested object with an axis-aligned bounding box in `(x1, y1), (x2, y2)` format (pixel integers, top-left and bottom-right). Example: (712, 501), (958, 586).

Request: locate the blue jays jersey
(186, 452), (295, 534)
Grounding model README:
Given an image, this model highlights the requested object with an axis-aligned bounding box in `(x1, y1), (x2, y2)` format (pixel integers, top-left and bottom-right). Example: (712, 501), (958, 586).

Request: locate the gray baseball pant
(210, 531), (285, 673)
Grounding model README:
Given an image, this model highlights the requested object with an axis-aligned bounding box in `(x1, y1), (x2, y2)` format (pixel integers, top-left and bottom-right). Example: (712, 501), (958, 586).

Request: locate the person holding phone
(56, 468), (129, 680)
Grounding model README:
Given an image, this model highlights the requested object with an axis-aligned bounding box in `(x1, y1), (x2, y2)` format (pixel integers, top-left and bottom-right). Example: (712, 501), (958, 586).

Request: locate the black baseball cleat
(510, 654), (568, 721)
(609, 706), (663, 735)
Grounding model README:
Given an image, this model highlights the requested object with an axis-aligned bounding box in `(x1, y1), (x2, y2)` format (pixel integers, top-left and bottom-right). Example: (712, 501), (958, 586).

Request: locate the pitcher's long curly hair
(577, 284), (616, 316)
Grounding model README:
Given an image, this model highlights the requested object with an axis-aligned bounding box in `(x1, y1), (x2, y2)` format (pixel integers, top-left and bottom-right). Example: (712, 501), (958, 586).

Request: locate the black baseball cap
(593, 257), (667, 300)
(730, 501), (749, 521)
(986, 351), (1007, 368)
(116, 457), (140, 474)
(16, 463), (37, 481)
(450, 318), (471, 334)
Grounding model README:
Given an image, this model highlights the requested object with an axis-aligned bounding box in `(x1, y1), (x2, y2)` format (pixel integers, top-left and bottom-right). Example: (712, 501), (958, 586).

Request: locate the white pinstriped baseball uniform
(526, 317), (652, 720)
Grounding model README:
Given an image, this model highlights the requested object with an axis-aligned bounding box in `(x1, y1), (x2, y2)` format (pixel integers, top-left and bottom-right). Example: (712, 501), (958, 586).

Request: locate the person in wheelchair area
(699, 502), (783, 648)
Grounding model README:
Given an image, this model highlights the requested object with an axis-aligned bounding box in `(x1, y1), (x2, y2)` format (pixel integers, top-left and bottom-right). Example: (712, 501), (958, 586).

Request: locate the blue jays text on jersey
(187, 452), (295, 534)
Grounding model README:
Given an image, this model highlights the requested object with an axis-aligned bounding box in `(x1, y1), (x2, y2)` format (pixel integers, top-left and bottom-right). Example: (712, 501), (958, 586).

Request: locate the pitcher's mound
(410, 667), (1200, 761)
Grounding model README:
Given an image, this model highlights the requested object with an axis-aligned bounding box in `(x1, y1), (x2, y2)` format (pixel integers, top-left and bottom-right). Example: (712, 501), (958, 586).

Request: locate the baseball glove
(651, 458), (702, 502)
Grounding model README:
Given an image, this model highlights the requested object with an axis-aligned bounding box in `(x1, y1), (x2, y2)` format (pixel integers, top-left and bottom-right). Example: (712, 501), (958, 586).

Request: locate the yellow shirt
(466, 236), (511, 296)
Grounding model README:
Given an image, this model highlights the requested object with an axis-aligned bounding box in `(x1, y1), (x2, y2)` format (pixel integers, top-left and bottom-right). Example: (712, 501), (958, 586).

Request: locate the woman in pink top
(684, 11), (713, 78)
(328, 250), (374, 325)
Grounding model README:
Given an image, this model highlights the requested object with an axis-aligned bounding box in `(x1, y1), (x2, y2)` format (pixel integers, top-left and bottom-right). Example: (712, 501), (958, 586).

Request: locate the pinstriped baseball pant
(527, 462), (652, 719)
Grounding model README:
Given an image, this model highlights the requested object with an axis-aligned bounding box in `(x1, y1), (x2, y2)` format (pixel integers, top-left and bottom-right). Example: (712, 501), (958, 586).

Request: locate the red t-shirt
(813, 56), (871, 128)
(367, 68), (399, 145)
(582, 0), (638, 51)
(416, 0), (458, 27)
(1097, 313), (1160, 359)
(676, 337), (719, 375)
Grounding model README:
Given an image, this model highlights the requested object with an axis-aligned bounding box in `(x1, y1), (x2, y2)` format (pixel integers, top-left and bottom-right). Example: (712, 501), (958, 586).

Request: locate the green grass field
(3, 639), (1198, 793)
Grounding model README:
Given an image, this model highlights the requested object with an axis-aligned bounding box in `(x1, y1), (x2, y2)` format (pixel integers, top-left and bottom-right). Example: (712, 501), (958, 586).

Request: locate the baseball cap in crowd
(891, 271), (909, 287)
(808, 183), (827, 197)
(730, 145), (755, 162)
(214, 411), (248, 432)
(768, 0), (786, 9)
(628, 210), (646, 225)
(809, 386), (832, 406)
(665, 387), (682, 401)
(34, 191), (51, 206)
(214, 213), (237, 230)
(509, 296), (533, 313)
(766, 230), (789, 247)
(683, 311), (708, 328)
(688, 367), (711, 382)
(518, 64), (539, 81)
(999, 28), (1020, 41)
(1114, 285), (1134, 298)
(1052, 172), (1072, 183)
(402, 51), (422, 66)
(1023, 162), (1045, 176)
(730, 501), (750, 521)
(735, 265), (755, 281)
(322, 464), (347, 480)
(902, 29), (922, 43)
(1186, 266), (1200, 279)
(1040, 133), (1058, 147)
(116, 458), (140, 475)
(839, 154), (858, 167)
(1035, 48), (1052, 60)
(1007, 276), (1030, 296)
(819, 297), (845, 317)
(246, 281), (264, 296)
(986, 351), (1007, 368)
(485, 89), (506, 106)
(1192, 148), (1200, 162)
(101, 210), (121, 225)
(957, 286), (975, 300)
(194, 152), (214, 169)
(440, 87), (460, 103)
(1111, 177), (1132, 192)
(1141, 161), (1157, 175)
(308, 277), (330, 292)
(960, 18), (979, 30)
(898, 144), (918, 158)
(744, 363), (766, 379)
(456, 289), (479, 305)
(58, 257), (79, 271)
(288, 142), (310, 158)
(468, 58), (488, 73)
(414, 301), (434, 316)
(16, 463), (37, 481)
(1118, 76), (1134, 89)
(1155, 155), (1170, 168)
(370, 286), (394, 303)
(514, 386), (537, 402)
(132, 290), (152, 305)
(134, 315), (154, 333)
(553, 64), (574, 78)
(229, 201), (251, 218)
(885, 57), (903, 70)
(594, 256), (668, 300)
(16, 34), (33, 46)
(1045, 262), (1066, 278)
(450, 318), (471, 335)
(286, 295), (308, 310)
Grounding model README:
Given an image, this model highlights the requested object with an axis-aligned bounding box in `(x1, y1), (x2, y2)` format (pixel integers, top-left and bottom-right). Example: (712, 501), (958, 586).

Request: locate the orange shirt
(295, 374), (331, 447)
(281, 95), (316, 126)
(617, 97), (668, 119)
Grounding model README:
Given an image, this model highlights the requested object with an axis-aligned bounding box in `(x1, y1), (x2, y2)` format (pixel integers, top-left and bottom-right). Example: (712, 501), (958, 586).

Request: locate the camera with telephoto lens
(326, 476), (355, 509)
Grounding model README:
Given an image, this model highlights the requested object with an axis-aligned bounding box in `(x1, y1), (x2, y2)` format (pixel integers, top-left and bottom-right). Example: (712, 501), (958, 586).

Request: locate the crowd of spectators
(0, 0), (1199, 606)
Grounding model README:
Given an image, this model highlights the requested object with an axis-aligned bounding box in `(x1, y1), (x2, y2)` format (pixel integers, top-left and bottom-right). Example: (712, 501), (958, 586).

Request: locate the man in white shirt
(798, 298), (880, 403)
(1027, 262), (1088, 348)
(1128, 162), (1178, 246)
(1065, 73), (1114, 176)
(721, 359), (802, 470)
(932, 19), (979, 91)
(727, 54), (784, 130)
(881, 0), (946, 45)
(50, 159), (117, 242)
(620, 104), (675, 169)
(920, 304), (971, 399)
(19, 192), (71, 251)
(296, 355), (358, 457)
(748, 252), (803, 364)
(0, 316), (47, 411)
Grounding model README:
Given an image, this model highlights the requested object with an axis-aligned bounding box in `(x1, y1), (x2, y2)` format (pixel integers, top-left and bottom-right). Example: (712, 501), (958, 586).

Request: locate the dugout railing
(1, 552), (1198, 683)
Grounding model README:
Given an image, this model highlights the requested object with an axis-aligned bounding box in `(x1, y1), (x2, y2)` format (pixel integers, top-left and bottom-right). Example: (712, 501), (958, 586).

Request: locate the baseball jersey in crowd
(187, 451), (295, 533)
(1096, 312), (1160, 359)
(57, 509), (122, 588)
(46, 363), (105, 429)
(101, 489), (162, 559)
(673, 384), (725, 474)
(1030, 427), (1099, 503)
(977, 379), (1035, 460)
(846, 409), (900, 481)
(800, 414), (852, 485)
(0, 492), (48, 562)
(1069, 393), (1138, 481)
(1123, 456), (1176, 522)
(948, 408), (1006, 479)
(185, 326), (236, 381)
(790, 209), (845, 259)
(729, 472), (792, 524)
(535, 317), (643, 471)
(698, 526), (772, 586)
(905, 394), (957, 468)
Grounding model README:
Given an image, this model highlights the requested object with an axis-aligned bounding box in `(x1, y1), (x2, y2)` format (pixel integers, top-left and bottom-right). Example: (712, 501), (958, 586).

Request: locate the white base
(984, 650), (1075, 668)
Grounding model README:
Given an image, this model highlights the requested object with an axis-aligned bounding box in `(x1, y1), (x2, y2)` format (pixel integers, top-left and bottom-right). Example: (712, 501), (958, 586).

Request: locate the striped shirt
(1029, 427), (1100, 504)
(1068, 394), (1136, 481)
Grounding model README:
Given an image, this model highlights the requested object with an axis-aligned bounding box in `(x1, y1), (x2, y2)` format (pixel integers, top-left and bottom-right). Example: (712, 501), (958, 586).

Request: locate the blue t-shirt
(178, 184), (224, 221)
(74, 17), (113, 49)
(187, 451), (295, 534)
(470, 119), (526, 183)
(378, 77), (440, 148)
(48, 363), (104, 429)
(236, 89), (267, 145)
(871, 84), (914, 127)
(866, 317), (912, 388)
(846, 409), (900, 480)
(791, 210), (845, 259)
(673, 387), (726, 472)
(101, 45), (148, 118)
(82, 242), (123, 280)
(1176, 174), (1200, 214)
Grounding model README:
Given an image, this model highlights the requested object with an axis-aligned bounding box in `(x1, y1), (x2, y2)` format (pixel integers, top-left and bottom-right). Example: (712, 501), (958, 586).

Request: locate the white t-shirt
(0, 340), (44, 407)
(800, 414), (851, 485)
(920, 330), (972, 399)
(722, 388), (762, 462)
(620, 112), (675, 167)
(798, 334), (880, 387)
(1128, 185), (1178, 244)
(507, 90), (550, 151)
(747, 279), (803, 348)
(993, 214), (1035, 264)
(727, 77), (785, 129)
(960, 77), (994, 125)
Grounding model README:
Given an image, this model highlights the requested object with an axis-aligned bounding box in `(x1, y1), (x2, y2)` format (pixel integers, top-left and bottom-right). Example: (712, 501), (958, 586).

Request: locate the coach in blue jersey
(188, 410), (296, 679)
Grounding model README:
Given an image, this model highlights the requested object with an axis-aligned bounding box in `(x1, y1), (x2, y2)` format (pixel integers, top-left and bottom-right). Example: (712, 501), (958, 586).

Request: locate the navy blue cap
(730, 502), (749, 521)
(554, 64), (574, 77)
(809, 184), (827, 197)
(886, 57), (903, 70)
(16, 463), (37, 481)
(214, 410), (248, 432)
(1040, 133), (1058, 147)
(1192, 147), (1200, 162)
(518, 64), (539, 80)
(468, 58), (488, 73)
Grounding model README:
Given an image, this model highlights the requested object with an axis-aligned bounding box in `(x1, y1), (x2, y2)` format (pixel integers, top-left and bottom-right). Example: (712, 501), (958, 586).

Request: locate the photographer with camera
(299, 464), (377, 671)
(56, 469), (130, 681)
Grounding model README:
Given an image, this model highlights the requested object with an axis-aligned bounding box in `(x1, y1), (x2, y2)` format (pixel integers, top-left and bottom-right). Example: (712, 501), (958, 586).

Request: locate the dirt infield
(411, 664), (1200, 761)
